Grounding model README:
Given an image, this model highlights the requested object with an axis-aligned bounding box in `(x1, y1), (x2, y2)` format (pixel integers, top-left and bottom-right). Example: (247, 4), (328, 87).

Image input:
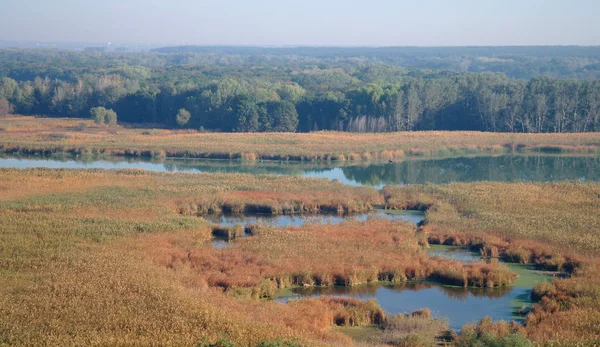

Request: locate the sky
(0, 0), (599, 46)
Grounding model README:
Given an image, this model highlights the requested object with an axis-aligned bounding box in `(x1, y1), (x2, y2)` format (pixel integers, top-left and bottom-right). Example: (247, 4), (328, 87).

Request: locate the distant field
(1, 116), (599, 161)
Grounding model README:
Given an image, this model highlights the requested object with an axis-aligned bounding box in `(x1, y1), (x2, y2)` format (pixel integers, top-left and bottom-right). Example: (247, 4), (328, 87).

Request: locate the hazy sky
(1, 0), (599, 46)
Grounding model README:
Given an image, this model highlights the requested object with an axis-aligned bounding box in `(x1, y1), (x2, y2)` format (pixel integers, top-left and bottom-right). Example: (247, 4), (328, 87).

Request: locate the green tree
(90, 107), (118, 125)
(105, 109), (118, 125)
(0, 78), (18, 100)
(269, 101), (299, 132)
(91, 107), (106, 124)
(276, 83), (306, 103)
(176, 108), (191, 127)
(235, 99), (259, 132)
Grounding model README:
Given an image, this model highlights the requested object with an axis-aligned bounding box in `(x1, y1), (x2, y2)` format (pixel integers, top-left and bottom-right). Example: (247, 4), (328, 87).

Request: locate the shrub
(531, 281), (557, 302)
(176, 108), (191, 127)
(0, 99), (13, 116)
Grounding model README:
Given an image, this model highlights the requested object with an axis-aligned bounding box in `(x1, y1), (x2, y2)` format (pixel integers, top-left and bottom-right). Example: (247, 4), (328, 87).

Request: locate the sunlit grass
(2, 115), (599, 161)
(2, 166), (600, 345)
(0, 168), (455, 346)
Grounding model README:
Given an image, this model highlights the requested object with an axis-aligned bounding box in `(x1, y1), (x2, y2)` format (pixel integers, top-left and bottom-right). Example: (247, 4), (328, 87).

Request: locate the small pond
(209, 210), (424, 248)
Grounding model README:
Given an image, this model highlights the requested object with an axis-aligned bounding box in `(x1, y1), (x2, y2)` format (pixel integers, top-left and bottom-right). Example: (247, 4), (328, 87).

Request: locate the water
(279, 246), (553, 331)
(206, 210), (425, 228)
(428, 244), (483, 264)
(208, 210), (425, 248)
(1, 154), (599, 187)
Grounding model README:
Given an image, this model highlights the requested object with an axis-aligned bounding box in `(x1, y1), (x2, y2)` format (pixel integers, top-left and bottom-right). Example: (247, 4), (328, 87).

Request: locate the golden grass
(1, 115), (599, 161)
(0, 168), (388, 346)
(3, 165), (599, 345)
(151, 219), (515, 299)
(384, 182), (600, 252)
(0, 168), (456, 346)
(337, 312), (449, 347)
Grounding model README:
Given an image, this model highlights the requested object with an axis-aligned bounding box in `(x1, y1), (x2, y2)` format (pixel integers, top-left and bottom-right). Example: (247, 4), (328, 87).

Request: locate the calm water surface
(1, 154), (599, 187)
(206, 209), (425, 228)
(279, 246), (553, 331)
(209, 210), (424, 248)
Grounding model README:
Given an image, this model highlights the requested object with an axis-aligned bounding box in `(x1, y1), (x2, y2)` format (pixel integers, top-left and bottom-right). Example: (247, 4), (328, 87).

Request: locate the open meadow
(1, 116), (599, 162)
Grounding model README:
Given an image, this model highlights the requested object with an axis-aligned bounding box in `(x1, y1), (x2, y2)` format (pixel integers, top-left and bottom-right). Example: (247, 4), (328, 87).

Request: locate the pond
(205, 209), (425, 228)
(1, 154), (599, 187)
(209, 210), (425, 248)
(277, 246), (554, 331)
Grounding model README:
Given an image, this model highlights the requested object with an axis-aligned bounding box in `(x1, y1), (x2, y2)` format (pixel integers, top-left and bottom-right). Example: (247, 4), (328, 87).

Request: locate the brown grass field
(0, 168), (451, 346)
(1, 166), (599, 345)
(1, 115), (599, 161)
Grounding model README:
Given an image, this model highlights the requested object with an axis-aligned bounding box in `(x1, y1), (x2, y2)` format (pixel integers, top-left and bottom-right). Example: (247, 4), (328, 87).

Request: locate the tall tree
(268, 101), (298, 132)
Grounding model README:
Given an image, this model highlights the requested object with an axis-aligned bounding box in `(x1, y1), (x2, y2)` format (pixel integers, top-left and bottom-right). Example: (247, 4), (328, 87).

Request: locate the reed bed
(2, 115), (599, 162)
(384, 182), (600, 345)
(0, 168), (390, 346)
(4, 166), (599, 345)
(154, 219), (517, 299)
(0, 167), (469, 346)
(0, 167), (511, 345)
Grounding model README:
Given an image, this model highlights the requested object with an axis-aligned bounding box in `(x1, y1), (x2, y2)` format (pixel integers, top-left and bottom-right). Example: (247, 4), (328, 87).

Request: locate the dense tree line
(0, 49), (599, 133)
(152, 46), (600, 80)
(4, 46), (600, 81)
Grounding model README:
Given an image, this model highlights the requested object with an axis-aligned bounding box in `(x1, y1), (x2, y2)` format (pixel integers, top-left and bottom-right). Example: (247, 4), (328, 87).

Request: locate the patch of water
(428, 244), (482, 264)
(277, 246), (553, 331)
(205, 210), (424, 228)
(207, 210), (424, 248)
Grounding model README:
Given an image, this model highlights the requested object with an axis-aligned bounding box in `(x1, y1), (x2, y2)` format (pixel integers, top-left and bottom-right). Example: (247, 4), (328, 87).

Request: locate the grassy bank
(1, 115), (599, 162)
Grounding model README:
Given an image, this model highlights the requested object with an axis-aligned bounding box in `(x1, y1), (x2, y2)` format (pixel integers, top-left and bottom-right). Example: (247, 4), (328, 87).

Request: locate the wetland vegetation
(1, 116), (599, 163)
(1, 53), (599, 344)
(0, 164), (598, 345)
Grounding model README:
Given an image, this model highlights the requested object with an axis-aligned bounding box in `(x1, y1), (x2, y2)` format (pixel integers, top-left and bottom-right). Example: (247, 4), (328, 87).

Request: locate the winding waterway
(277, 246), (553, 331)
(208, 210), (424, 248)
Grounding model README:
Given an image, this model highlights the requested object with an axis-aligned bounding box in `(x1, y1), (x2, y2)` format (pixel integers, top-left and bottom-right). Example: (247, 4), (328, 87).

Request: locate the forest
(0, 47), (599, 133)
